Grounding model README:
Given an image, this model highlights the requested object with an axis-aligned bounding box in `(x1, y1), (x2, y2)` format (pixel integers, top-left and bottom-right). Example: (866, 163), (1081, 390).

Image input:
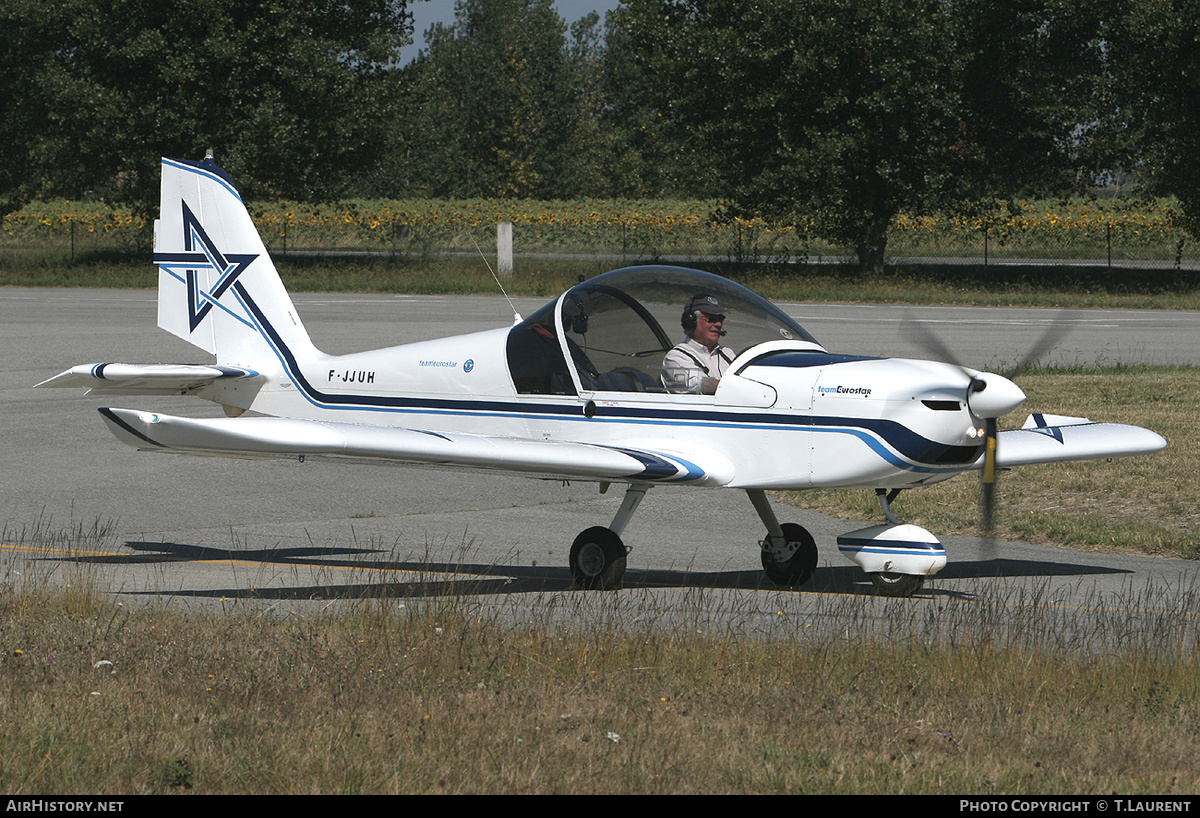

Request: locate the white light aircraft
(37, 157), (1168, 595)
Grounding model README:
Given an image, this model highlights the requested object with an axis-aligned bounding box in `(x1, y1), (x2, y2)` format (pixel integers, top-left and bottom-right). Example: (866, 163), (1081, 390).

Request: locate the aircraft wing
(96, 408), (728, 486)
(982, 413), (1166, 469)
(35, 363), (257, 396)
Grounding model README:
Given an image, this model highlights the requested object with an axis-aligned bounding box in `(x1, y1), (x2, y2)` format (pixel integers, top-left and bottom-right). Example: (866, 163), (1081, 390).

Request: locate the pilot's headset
(681, 293), (725, 335)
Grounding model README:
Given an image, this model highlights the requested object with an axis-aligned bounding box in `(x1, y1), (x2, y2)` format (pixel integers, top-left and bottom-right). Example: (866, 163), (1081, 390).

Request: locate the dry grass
(3, 569), (1200, 794)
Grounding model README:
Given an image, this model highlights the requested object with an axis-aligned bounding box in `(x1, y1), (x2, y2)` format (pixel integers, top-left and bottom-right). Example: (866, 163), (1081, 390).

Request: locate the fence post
(497, 221), (513, 278)
(983, 224), (988, 266)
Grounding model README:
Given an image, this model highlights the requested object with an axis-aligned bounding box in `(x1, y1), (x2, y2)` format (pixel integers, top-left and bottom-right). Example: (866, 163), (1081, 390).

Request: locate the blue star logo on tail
(153, 202), (258, 332)
(1026, 413), (1066, 443)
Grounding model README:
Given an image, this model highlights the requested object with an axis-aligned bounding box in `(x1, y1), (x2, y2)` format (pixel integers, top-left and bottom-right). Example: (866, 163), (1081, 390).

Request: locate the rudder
(154, 157), (318, 369)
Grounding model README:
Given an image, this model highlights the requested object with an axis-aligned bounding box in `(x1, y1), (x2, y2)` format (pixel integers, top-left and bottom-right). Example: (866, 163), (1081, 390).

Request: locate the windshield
(555, 266), (819, 393)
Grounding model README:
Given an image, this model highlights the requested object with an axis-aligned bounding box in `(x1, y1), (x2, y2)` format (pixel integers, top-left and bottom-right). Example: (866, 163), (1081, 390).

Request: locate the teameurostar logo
(153, 202), (258, 332)
(818, 385), (873, 397)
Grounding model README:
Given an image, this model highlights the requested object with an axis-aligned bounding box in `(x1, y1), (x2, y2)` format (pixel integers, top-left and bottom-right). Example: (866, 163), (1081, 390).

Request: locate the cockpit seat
(596, 367), (663, 393)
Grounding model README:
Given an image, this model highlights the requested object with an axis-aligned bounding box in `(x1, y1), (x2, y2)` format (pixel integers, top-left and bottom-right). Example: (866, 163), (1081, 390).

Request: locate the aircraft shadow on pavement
(55, 540), (1132, 602)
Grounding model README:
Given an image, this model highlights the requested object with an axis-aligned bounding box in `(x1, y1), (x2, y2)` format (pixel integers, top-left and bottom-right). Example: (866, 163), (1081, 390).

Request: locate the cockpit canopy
(506, 266), (821, 395)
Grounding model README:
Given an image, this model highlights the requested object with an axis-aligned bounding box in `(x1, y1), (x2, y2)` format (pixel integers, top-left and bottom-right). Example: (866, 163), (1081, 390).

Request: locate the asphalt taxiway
(3, 286), (1197, 637)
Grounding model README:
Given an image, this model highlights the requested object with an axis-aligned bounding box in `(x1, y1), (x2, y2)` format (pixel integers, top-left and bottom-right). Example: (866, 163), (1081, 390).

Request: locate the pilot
(662, 293), (734, 394)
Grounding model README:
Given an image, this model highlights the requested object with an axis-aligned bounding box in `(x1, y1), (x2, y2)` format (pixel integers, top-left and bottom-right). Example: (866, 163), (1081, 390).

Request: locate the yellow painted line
(0, 542), (127, 558)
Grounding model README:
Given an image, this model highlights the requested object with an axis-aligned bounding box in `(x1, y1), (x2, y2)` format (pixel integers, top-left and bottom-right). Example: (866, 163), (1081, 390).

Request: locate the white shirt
(662, 338), (733, 394)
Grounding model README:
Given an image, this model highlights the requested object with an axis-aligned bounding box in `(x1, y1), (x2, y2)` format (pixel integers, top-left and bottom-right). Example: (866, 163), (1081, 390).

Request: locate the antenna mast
(471, 235), (521, 325)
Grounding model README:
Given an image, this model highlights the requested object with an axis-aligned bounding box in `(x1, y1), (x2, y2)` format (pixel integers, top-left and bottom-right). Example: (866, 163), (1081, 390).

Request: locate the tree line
(2, 0), (1197, 271)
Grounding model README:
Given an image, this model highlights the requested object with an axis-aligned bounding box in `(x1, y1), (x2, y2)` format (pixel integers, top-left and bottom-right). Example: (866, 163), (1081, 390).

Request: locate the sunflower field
(3, 197), (1195, 267)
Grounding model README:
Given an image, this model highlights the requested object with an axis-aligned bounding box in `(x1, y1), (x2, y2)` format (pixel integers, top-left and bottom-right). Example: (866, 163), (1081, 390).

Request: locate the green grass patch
(784, 365), (1198, 558)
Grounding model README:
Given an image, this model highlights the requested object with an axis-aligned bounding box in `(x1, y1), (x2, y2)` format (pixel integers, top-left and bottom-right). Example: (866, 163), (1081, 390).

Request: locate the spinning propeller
(902, 314), (1072, 536)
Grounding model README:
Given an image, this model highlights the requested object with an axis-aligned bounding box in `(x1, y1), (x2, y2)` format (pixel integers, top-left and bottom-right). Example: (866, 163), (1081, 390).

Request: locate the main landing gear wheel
(870, 572), (925, 598)
(760, 522), (818, 587)
(570, 526), (627, 591)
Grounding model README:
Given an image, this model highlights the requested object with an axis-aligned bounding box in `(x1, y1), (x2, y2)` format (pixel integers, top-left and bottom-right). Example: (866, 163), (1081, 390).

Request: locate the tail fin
(154, 157), (318, 368)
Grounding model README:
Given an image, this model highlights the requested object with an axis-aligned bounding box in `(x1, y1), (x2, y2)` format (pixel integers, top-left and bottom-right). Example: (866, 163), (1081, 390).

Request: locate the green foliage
(391, 0), (683, 201)
(956, 0), (1112, 197)
(397, 0), (577, 198)
(1, 0), (412, 216)
(155, 756), (195, 790)
(1104, 0), (1200, 235)
(616, 0), (1116, 273)
(4, 0), (1200, 276)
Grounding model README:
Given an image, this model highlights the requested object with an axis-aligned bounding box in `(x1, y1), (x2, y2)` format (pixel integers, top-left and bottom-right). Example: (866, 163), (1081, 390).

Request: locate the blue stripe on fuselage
(751, 351), (883, 367)
(233, 284), (979, 475)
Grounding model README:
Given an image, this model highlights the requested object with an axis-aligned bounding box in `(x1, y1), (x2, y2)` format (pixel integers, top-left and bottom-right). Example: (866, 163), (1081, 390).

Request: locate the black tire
(760, 522), (818, 586)
(869, 572), (925, 597)
(570, 526), (627, 590)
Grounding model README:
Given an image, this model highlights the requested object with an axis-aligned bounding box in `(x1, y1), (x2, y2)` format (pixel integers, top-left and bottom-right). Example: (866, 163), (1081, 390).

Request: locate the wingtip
(97, 407), (163, 448)
(33, 364), (95, 389)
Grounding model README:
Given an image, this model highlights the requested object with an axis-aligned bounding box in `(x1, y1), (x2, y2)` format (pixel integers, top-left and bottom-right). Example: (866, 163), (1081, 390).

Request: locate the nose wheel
(869, 571), (925, 597)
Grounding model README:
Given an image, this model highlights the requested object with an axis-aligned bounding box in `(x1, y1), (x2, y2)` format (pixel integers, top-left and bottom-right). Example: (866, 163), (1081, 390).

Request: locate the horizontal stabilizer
(96, 408), (725, 485)
(35, 364), (257, 395)
(979, 415), (1167, 469)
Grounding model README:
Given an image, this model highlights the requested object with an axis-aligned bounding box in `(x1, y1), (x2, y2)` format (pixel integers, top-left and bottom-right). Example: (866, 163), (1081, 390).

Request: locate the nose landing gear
(836, 490), (943, 597)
